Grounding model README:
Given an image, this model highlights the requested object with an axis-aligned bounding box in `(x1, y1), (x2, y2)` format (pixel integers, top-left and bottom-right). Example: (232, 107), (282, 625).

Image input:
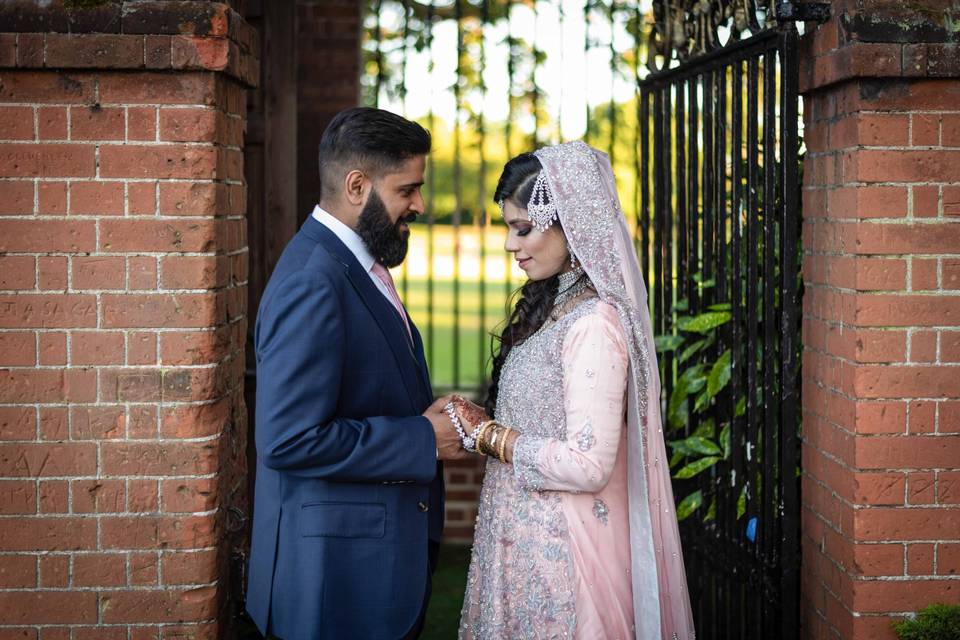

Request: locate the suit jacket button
(417, 501), (429, 512)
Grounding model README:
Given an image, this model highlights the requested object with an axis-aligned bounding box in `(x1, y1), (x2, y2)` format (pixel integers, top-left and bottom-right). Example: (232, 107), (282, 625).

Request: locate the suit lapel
(305, 218), (429, 404)
(409, 320), (433, 403)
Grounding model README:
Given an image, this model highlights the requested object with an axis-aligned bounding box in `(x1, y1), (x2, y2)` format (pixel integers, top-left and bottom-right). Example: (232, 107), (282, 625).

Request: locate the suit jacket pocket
(299, 501), (386, 539)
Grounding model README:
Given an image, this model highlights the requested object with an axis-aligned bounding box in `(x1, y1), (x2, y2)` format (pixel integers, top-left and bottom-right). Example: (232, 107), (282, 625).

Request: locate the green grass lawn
(399, 278), (519, 390)
(384, 224), (525, 391)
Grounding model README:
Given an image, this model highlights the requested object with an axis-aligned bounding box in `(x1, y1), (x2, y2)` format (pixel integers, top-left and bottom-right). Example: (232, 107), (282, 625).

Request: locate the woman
(450, 141), (695, 639)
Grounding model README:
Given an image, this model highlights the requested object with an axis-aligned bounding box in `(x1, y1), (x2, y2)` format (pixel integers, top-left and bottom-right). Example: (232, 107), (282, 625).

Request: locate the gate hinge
(776, 1), (831, 23)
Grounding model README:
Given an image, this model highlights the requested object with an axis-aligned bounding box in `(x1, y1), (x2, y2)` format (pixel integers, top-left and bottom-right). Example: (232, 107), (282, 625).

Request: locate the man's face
(356, 155), (426, 268)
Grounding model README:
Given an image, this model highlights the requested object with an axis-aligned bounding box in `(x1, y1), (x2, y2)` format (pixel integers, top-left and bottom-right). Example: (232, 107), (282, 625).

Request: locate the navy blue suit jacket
(246, 216), (443, 640)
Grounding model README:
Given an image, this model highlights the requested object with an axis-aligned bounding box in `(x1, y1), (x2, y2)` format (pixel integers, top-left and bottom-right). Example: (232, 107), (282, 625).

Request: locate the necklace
(553, 267), (590, 310)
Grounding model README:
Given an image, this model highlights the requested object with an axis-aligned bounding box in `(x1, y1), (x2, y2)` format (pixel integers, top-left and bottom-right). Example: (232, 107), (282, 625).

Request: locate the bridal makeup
(502, 199), (573, 281)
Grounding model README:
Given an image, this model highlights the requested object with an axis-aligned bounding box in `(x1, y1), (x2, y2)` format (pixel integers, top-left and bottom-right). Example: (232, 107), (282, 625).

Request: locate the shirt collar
(311, 204), (375, 273)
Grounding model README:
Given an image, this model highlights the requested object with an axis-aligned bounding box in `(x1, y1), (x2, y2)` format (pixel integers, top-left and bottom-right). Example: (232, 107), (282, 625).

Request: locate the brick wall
(0, 2), (257, 637)
(442, 456), (484, 543)
(295, 0), (361, 218)
(800, 4), (960, 638)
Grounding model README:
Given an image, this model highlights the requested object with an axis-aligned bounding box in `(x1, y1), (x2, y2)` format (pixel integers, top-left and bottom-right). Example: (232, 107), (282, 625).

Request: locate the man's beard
(356, 188), (413, 268)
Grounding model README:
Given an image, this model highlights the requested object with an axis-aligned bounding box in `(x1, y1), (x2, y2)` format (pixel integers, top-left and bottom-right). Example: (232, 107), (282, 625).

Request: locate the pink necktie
(370, 262), (412, 340)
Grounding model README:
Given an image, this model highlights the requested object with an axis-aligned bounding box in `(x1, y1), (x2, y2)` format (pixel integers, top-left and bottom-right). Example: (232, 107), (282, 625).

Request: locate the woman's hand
(450, 395), (490, 431)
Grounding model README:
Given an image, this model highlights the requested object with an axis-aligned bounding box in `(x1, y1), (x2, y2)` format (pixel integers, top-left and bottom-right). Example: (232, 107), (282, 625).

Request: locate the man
(246, 107), (464, 640)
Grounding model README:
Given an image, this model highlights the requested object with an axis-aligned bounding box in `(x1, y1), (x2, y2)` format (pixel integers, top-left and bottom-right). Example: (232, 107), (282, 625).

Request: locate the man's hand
(423, 395), (468, 460)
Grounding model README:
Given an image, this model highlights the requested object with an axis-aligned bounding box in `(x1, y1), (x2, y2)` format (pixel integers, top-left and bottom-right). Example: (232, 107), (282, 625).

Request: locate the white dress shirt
(311, 204), (397, 305)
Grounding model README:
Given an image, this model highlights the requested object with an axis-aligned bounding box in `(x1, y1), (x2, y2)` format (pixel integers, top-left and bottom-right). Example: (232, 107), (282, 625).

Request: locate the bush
(893, 603), (960, 640)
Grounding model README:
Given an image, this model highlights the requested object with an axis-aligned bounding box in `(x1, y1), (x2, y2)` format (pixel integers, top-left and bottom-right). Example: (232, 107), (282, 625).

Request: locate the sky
(370, 0), (653, 140)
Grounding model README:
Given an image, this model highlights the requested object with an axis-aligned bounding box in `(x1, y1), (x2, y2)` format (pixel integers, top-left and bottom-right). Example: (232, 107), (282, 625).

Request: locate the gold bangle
(477, 421), (490, 455)
(476, 420), (495, 456)
(497, 427), (511, 463)
(483, 420), (500, 457)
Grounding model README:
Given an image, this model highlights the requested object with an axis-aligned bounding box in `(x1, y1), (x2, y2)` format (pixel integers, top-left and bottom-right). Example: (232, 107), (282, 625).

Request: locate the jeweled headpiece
(526, 170), (558, 232)
(495, 170), (559, 233)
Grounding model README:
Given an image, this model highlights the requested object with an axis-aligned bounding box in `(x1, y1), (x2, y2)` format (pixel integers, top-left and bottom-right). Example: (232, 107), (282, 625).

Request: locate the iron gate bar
(478, 0), (489, 391)
(639, 25), (801, 640)
(746, 52), (761, 637)
(779, 27), (801, 640)
(729, 55), (744, 640)
(686, 74), (699, 315)
(639, 90), (650, 278)
(676, 80), (687, 327)
(761, 49), (777, 580)
(425, 0), (436, 376)
(453, 0), (463, 390)
(641, 28), (787, 85)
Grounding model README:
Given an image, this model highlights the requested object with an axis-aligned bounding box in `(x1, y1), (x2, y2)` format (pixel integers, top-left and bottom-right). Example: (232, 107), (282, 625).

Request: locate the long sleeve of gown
(513, 302), (629, 493)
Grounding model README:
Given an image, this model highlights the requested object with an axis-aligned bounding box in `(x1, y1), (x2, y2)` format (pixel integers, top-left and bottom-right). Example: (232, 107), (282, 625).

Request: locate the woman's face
(502, 199), (571, 281)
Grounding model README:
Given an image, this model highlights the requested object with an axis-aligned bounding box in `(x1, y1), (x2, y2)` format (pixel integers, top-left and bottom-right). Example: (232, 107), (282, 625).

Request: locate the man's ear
(343, 169), (366, 206)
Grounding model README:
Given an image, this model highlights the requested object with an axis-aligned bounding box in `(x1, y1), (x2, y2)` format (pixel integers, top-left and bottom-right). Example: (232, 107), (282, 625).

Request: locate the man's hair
(318, 107), (431, 199)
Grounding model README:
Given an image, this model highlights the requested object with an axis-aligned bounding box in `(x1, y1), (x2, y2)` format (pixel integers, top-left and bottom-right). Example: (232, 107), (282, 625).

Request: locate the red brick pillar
(800, 3), (960, 638)
(0, 2), (257, 637)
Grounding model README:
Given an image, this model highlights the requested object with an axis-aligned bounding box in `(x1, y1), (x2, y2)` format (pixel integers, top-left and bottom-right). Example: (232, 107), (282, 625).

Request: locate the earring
(567, 242), (578, 270)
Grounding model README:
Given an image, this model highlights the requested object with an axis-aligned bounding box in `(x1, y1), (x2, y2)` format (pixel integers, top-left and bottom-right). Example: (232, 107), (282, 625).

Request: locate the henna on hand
(451, 395), (490, 429)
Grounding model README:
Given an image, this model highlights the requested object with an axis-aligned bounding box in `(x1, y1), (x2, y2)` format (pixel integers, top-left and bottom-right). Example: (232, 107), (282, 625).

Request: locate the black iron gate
(639, 21), (804, 640)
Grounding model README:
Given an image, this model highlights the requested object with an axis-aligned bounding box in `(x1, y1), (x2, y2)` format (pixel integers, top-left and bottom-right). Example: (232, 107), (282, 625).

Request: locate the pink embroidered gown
(460, 298), (634, 639)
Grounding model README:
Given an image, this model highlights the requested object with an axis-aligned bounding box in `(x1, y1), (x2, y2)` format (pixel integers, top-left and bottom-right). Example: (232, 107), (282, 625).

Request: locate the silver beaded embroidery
(533, 142), (650, 433)
(592, 498), (610, 525)
(576, 422), (596, 452)
(459, 298), (600, 639)
(462, 142), (683, 638)
(526, 170), (559, 232)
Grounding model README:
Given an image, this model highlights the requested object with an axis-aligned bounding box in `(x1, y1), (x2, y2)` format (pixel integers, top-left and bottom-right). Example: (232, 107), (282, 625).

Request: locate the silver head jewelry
(526, 170), (559, 232)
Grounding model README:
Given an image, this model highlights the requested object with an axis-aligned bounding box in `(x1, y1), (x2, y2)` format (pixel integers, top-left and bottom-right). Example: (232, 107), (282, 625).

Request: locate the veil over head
(533, 141), (696, 640)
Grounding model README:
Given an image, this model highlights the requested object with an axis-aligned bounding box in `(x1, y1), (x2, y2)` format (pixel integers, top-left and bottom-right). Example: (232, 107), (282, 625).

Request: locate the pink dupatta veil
(534, 141), (696, 639)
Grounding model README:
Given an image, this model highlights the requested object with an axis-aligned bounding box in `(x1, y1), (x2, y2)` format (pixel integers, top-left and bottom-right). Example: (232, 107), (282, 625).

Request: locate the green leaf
(677, 363), (706, 389)
(668, 364), (707, 429)
(737, 485), (747, 520)
(668, 409), (689, 432)
(678, 338), (707, 364)
(673, 298), (689, 312)
(667, 386), (690, 429)
(684, 436), (722, 456)
(667, 439), (696, 455)
(694, 388), (711, 413)
(704, 496), (717, 522)
(655, 334), (685, 353)
(691, 272), (716, 287)
(708, 302), (732, 311)
(720, 423), (731, 459)
(676, 490), (703, 521)
(668, 435), (720, 457)
(735, 396), (746, 417)
(667, 380), (690, 430)
(707, 349), (732, 398)
(688, 377), (707, 395)
(669, 450), (685, 468)
(674, 456), (721, 479)
(690, 417), (716, 439)
(677, 311), (732, 334)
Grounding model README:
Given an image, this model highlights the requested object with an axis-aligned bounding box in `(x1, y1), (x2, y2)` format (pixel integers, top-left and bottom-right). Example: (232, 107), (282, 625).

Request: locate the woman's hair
(485, 153), (559, 416)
